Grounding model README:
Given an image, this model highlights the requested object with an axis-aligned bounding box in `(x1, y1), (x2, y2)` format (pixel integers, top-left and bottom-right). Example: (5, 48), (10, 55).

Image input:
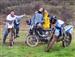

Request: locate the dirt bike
(7, 20), (15, 47)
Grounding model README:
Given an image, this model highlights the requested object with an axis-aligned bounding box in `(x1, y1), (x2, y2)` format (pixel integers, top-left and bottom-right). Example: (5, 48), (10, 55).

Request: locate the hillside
(0, 0), (75, 26)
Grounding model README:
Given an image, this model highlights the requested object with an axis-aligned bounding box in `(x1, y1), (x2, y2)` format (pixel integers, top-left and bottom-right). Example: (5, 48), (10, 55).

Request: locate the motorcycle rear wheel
(26, 35), (39, 47)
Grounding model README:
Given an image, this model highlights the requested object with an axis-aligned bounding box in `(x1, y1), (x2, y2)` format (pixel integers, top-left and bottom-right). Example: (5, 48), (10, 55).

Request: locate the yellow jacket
(43, 11), (50, 30)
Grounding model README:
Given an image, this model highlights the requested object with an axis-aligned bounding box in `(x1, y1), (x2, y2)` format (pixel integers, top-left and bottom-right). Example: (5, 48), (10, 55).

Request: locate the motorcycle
(25, 24), (73, 47)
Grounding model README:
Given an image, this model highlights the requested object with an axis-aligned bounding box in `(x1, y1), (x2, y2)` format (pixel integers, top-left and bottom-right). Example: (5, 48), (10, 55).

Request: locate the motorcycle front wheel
(62, 32), (72, 47)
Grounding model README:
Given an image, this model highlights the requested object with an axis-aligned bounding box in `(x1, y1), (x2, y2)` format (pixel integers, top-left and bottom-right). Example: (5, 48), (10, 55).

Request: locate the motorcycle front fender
(64, 25), (73, 34)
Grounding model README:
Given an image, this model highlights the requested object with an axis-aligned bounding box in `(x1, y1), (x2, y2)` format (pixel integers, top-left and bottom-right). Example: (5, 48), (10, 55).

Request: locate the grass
(0, 30), (75, 57)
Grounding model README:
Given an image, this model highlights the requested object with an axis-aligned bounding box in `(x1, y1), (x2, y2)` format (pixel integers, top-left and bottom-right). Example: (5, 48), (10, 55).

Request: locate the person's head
(44, 10), (49, 16)
(44, 10), (48, 13)
(10, 10), (15, 17)
(50, 16), (57, 24)
(38, 8), (44, 13)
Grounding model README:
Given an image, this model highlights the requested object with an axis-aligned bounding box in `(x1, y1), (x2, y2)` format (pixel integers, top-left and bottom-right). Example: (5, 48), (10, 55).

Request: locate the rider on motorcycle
(28, 8), (44, 35)
(43, 10), (50, 30)
(46, 16), (65, 52)
(26, 8), (51, 35)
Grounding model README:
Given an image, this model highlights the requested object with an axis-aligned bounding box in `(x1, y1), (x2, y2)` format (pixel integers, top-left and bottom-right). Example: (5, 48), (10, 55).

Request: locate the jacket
(43, 11), (50, 30)
(31, 12), (43, 26)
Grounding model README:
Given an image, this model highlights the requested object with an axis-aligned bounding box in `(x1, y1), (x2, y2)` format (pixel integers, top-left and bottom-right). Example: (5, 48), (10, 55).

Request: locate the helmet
(50, 16), (57, 24)
(51, 16), (57, 20)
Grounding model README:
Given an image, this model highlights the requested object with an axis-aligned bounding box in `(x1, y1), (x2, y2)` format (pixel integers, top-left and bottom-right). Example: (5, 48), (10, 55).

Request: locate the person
(3, 10), (25, 44)
(43, 10), (50, 30)
(14, 14), (25, 37)
(31, 8), (44, 26)
(28, 8), (44, 35)
(45, 16), (65, 52)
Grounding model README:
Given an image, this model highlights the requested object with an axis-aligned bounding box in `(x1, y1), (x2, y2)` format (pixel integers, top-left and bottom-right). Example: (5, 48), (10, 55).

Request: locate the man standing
(14, 14), (25, 37)
(3, 10), (25, 44)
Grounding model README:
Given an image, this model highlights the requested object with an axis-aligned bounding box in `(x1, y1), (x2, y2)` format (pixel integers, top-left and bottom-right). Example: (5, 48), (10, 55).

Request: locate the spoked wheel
(26, 35), (39, 47)
(62, 32), (72, 47)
